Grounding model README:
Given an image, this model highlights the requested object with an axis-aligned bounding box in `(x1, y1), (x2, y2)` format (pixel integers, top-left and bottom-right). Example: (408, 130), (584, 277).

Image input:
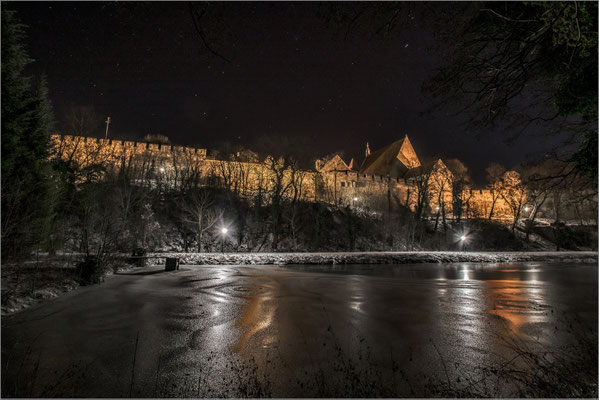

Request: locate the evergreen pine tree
(1, 9), (54, 258)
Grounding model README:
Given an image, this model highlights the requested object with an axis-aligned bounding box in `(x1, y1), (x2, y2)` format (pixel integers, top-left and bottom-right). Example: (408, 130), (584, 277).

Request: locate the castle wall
(196, 158), (318, 202)
(50, 134), (207, 170)
(51, 134), (535, 224)
(319, 170), (414, 211)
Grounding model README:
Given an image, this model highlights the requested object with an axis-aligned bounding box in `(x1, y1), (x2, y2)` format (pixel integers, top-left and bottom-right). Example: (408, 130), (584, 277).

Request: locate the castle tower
(365, 142), (371, 158)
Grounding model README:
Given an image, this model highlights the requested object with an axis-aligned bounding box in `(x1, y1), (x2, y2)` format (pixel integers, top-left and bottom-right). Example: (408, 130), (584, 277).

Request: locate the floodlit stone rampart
(49, 134), (521, 222)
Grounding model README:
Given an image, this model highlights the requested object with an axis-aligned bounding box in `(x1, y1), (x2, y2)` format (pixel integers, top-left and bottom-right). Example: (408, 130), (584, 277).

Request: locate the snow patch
(142, 251), (598, 266)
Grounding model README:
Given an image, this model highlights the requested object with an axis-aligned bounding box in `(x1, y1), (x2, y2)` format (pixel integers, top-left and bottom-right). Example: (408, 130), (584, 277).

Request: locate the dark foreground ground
(2, 262), (597, 397)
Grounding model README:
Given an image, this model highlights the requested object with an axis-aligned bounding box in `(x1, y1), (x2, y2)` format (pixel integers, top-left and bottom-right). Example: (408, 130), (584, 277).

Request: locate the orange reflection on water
(485, 276), (546, 332)
(233, 280), (276, 353)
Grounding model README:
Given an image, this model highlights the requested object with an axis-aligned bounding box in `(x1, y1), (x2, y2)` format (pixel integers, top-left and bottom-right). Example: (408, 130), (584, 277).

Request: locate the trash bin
(132, 248), (147, 268)
(165, 257), (179, 271)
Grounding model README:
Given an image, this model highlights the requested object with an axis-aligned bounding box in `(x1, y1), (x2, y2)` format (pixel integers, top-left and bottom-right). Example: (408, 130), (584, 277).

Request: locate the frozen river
(2, 262), (597, 397)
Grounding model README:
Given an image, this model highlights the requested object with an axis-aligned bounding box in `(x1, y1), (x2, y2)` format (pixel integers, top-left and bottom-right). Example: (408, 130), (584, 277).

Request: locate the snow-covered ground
(146, 250), (598, 266)
(1, 258), (136, 316)
(532, 218), (598, 227)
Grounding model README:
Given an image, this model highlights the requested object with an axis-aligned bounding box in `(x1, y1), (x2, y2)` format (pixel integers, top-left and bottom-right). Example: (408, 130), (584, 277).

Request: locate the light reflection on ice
(348, 276), (365, 315)
(485, 276), (548, 333)
(233, 280), (276, 353)
(461, 266), (470, 281)
(436, 263), (551, 358)
(349, 299), (362, 313)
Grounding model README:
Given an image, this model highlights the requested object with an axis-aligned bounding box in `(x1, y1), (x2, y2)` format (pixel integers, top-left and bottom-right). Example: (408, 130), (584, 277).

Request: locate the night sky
(7, 2), (567, 185)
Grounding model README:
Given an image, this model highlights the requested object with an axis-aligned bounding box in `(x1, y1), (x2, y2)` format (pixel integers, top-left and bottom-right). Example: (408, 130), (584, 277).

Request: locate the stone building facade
(50, 134), (517, 221)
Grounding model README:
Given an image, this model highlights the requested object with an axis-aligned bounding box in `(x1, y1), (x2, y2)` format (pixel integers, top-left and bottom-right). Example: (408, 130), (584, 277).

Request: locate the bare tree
(519, 162), (553, 241)
(428, 161), (452, 231)
(498, 170), (526, 232)
(486, 163), (506, 220)
(445, 158), (473, 223)
(424, 2), (597, 175)
(412, 174), (431, 221)
(179, 189), (222, 253)
(406, 159), (438, 221)
(170, 148), (202, 192)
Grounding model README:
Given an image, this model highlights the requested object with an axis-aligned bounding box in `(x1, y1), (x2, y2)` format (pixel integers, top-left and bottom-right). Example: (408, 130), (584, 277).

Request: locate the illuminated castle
(49, 133), (516, 220)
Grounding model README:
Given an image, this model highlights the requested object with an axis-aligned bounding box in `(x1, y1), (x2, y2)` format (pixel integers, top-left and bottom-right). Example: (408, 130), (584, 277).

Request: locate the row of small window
(340, 181), (365, 187)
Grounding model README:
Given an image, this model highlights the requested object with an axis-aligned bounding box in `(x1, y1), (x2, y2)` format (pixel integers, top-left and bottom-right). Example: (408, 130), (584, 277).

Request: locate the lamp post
(221, 227), (228, 253)
(460, 234), (467, 252)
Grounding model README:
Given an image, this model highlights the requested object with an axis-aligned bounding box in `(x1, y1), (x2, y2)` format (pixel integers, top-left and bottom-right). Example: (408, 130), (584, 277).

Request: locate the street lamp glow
(435, 206), (440, 211)
(524, 206), (529, 212)
(220, 227), (228, 253)
(353, 197), (358, 201)
(460, 235), (466, 241)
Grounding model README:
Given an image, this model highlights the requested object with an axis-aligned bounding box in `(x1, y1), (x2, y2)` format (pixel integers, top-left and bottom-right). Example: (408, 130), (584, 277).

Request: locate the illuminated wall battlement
(51, 134), (206, 167)
(50, 134), (517, 221)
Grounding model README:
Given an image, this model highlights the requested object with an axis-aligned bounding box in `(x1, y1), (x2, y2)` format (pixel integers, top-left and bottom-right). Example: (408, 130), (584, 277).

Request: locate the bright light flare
(457, 230), (470, 249)
(353, 197), (358, 201)
(221, 227), (228, 235)
(159, 167), (165, 172)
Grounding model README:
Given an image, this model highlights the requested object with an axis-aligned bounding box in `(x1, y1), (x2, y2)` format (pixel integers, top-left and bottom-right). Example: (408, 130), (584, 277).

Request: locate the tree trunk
(488, 196), (497, 220)
(525, 206), (539, 242)
(525, 195), (547, 242)
(511, 207), (521, 232)
(442, 204), (447, 232)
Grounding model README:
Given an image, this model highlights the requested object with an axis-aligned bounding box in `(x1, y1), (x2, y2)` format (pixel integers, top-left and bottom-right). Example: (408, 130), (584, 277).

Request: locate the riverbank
(147, 250), (599, 265)
(1, 258), (135, 316)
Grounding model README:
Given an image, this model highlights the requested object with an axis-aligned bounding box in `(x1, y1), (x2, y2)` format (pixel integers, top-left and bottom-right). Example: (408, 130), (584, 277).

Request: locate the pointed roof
(348, 158), (357, 170)
(318, 154), (351, 172)
(403, 158), (448, 179)
(359, 135), (421, 177)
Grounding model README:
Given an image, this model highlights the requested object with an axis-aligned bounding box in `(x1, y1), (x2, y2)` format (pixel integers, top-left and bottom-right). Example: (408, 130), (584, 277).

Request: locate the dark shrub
(76, 256), (107, 285)
(464, 220), (524, 251)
